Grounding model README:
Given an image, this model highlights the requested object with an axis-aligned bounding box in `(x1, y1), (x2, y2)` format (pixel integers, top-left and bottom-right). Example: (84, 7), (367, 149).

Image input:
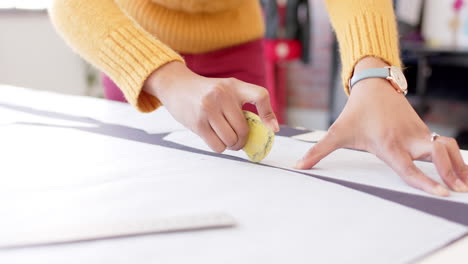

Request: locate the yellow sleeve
(49, 0), (184, 112)
(324, 0), (402, 95)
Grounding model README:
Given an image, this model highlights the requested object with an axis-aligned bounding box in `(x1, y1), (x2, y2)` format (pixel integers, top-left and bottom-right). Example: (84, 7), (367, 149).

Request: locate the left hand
(295, 57), (468, 197)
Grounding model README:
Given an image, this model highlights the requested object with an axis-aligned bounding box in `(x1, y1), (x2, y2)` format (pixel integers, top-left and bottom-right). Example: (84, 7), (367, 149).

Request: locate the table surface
(0, 85), (467, 264)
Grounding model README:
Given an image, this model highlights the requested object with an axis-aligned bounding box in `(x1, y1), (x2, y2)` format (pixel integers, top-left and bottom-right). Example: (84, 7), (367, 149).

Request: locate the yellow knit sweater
(49, 0), (401, 113)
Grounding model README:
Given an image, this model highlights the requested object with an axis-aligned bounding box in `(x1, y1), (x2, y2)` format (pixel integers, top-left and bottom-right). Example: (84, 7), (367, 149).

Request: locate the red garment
(102, 39), (269, 114)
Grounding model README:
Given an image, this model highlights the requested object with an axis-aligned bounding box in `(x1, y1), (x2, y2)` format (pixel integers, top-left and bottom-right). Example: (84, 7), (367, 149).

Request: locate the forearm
(324, 0), (401, 94)
(49, 0), (184, 112)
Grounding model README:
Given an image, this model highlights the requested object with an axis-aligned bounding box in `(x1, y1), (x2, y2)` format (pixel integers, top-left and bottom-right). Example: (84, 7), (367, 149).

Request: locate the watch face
(389, 66), (408, 95)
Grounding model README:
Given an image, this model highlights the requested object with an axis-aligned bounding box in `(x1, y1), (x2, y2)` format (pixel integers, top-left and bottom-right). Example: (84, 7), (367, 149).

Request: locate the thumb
(295, 132), (340, 169)
(235, 81), (279, 132)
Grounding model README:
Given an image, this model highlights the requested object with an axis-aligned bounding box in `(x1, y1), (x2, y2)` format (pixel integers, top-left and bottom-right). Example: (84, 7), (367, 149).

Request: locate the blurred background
(0, 0), (467, 148)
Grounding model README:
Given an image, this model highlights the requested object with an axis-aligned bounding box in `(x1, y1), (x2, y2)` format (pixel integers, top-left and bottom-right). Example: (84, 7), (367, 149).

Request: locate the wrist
(353, 56), (390, 74)
(143, 61), (190, 99)
(350, 57), (396, 95)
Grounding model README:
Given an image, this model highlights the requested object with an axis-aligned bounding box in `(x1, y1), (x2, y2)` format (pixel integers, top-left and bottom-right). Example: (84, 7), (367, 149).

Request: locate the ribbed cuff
(340, 12), (401, 95)
(325, 0), (402, 96)
(99, 24), (184, 112)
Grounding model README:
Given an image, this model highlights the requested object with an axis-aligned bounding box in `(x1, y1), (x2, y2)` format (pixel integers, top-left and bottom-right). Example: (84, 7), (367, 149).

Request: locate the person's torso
(115, 0), (265, 54)
(150, 0), (246, 13)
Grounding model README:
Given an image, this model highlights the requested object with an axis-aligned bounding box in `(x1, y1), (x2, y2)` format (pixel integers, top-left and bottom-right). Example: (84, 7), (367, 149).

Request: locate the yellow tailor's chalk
(242, 111), (275, 162)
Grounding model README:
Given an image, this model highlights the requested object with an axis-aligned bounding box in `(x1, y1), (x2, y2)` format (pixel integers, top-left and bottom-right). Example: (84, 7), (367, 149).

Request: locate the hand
(295, 57), (468, 196)
(144, 61), (279, 153)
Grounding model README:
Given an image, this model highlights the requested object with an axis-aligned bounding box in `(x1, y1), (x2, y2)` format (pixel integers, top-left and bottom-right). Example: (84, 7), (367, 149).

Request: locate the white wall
(0, 10), (99, 96)
(287, 107), (328, 131)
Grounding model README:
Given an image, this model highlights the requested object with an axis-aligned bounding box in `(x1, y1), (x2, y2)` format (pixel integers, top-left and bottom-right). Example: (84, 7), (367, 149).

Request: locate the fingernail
(294, 159), (303, 169)
(272, 119), (280, 132)
(434, 185), (450, 197)
(454, 179), (468, 192)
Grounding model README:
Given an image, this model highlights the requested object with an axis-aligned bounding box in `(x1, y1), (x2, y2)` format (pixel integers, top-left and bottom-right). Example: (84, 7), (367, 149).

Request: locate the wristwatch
(349, 66), (408, 95)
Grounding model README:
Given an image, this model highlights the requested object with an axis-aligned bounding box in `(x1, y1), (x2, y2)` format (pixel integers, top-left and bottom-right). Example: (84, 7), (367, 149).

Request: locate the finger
(208, 113), (238, 149)
(233, 80), (279, 132)
(223, 104), (249, 151)
(432, 140), (468, 192)
(294, 132), (340, 170)
(382, 148), (449, 197)
(196, 121), (226, 153)
(438, 137), (468, 184)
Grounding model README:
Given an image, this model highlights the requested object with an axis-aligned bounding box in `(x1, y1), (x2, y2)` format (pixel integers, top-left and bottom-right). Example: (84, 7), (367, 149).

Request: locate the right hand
(144, 61), (279, 153)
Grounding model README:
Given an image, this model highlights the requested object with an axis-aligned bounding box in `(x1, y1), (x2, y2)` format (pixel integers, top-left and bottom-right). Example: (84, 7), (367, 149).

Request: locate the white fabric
(164, 131), (468, 203)
(0, 124), (465, 263)
(0, 85), (466, 263)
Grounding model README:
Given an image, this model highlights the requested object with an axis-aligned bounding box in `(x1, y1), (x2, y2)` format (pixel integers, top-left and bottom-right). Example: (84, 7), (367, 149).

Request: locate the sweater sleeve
(324, 0), (402, 95)
(49, 0), (184, 112)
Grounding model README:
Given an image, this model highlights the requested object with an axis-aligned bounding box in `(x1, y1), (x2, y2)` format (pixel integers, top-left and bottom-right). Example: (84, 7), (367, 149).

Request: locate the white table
(0, 85), (466, 264)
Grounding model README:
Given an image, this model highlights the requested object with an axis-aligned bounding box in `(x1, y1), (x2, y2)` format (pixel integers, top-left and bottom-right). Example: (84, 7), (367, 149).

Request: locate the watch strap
(350, 67), (390, 88)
